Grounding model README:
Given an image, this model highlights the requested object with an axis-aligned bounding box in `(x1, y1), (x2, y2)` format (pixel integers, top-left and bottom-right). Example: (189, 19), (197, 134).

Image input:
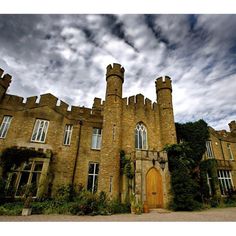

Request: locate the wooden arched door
(146, 168), (163, 208)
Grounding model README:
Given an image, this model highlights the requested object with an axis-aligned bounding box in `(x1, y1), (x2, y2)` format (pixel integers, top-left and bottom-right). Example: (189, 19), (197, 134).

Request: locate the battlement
(106, 63), (125, 83)
(122, 94), (158, 111)
(1, 92), (103, 119)
(155, 76), (172, 92)
(0, 67), (12, 89)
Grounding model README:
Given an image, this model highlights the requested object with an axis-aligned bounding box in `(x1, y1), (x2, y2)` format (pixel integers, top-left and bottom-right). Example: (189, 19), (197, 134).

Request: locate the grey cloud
(0, 14), (236, 130)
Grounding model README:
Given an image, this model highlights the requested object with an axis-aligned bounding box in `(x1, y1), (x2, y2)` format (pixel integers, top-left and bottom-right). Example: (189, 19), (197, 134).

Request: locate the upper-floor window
(135, 123), (147, 150)
(31, 119), (49, 143)
(87, 162), (99, 193)
(0, 116), (12, 139)
(63, 124), (73, 145)
(91, 128), (102, 150)
(206, 141), (214, 158)
(227, 143), (234, 160)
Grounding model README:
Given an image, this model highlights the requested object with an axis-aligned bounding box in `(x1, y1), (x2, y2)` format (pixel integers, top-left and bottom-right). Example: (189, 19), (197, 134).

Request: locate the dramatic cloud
(0, 14), (235, 130)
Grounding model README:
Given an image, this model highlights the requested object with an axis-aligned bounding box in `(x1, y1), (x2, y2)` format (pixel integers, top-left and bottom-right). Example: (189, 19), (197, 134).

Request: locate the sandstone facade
(0, 63), (235, 208)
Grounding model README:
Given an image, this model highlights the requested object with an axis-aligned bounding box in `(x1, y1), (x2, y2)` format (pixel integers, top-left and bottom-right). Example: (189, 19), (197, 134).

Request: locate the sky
(0, 14), (236, 131)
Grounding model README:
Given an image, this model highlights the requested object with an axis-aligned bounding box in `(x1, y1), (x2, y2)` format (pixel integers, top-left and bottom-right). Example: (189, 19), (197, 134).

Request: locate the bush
(0, 202), (23, 215)
(55, 184), (76, 202)
(109, 199), (130, 214)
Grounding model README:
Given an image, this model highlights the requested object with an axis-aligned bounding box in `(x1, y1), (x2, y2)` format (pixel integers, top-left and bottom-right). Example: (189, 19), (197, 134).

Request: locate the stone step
(149, 208), (171, 214)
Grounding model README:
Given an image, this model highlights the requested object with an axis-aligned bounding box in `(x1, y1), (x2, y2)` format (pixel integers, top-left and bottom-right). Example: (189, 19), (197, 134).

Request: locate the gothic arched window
(135, 123), (148, 150)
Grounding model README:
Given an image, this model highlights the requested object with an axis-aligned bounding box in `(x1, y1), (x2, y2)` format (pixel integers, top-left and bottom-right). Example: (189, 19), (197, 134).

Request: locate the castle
(0, 63), (235, 208)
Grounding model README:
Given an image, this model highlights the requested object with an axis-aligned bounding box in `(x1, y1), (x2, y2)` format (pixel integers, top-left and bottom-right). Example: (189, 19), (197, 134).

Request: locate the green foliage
(164, 120), (210, 211)
(0, 178), (6, 204)
(55, 184), (76, 202)
(175, 119), (209, 167)
(120, 150), (134, 179)
(200, 159), (219, 202)
(108, 199), (131, 214)
(0, 202), (23, 215)
(0, 147), (46, 177)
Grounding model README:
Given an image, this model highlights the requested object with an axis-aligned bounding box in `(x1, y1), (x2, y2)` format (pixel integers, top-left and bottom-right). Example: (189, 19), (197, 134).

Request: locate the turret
(155, 76), (176, 146)
(0, 68), (12, 102)
(99, 63), (124, 198)
(229, 120), (236, 134)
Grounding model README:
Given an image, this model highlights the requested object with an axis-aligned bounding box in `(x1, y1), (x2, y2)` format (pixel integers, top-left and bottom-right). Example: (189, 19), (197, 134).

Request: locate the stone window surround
(31, 119), (49, 143)
(91, 127), (102, 150)
(135, 122), (148, 150)
(0, 115), (12, 139)
(63, 124), (73, 146)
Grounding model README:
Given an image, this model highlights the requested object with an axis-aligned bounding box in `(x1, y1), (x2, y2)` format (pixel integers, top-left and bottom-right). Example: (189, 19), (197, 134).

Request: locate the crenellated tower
(156, 76), (177, 147)
(0, 68), (12, 102)
(99, 63), (124, 198)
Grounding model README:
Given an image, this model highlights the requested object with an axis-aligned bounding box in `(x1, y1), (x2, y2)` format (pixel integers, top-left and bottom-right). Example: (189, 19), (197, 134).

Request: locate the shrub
(108, 199), (130, 214)
(0, 202), (23, 215)
(55, 184), (75, 202)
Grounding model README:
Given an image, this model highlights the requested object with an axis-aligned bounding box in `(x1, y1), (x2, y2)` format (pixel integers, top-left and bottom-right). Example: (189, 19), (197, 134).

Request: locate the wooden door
(146, 168), (163, 208)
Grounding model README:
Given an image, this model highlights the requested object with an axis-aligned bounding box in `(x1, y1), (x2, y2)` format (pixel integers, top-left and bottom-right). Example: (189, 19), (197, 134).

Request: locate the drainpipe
(71, 120), (83, 186)
(219, 138), (227, 169)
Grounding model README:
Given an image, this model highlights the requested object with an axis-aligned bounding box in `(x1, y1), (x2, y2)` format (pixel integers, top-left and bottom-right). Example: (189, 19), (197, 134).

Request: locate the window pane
(91, 128), (102, 149)
(16, 172), (30, 196)
(31, 119), (49, 142)
(95, 163), (99, 174)
(23, 162), (32, 171)
(87, 175), (93, 192)
(0, 116), (12, 138)
(93, 175), (98, 193)
(88, 163), (94, 174)
(31, 172), (41, 197)
(34, 162), (43, 171)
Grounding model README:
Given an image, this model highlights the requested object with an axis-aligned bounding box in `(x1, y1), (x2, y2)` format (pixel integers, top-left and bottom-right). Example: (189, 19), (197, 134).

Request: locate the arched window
(135, 123), (148, 150)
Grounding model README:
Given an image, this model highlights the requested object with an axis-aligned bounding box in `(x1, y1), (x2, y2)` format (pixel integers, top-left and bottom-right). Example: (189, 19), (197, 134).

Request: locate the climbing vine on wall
(164, 119), (212, 210)
(0, 147), (46, 178)
(120, 150), (134, 179)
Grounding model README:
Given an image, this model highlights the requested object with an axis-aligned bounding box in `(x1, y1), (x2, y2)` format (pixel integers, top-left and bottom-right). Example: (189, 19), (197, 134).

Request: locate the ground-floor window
(87, 162), (99, 193)
(6, 160), (44, 197)
(217, 170), (234, 195)
(206, 172), (212, 196)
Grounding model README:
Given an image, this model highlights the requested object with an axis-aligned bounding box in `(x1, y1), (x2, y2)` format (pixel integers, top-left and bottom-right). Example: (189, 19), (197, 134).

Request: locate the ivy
(0, 147), (46, 177)
(164, 119), (210, 210)
(120, 150), (134, 179)
(199, 159), (219, 202)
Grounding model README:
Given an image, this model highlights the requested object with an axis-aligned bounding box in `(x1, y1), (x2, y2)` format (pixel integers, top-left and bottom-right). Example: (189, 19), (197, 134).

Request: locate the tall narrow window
(227, 143), (234, 160)
(0, 116), (12, 138)
(91, 128), (102, 150)
(206, 173), (212, 196)
(217, 170), (234, 195)
(135, 123), (147, 150)
(87, 163), (99, 193)
(206, 141), (214, 158)
(109, 176), (113, 193)
(31, 119), (49, 143)
(63, 124), (73, 145)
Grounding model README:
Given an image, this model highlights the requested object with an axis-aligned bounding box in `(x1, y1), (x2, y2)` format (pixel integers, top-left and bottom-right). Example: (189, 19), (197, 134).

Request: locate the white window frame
(227, 143), (234, 160)
(87, 163), (99, 193)
(91, 128), (102, 150)
(7, 160), (44, 198)
(206, 173), (212, 196)
(206, 141), (214, 158)
(0, 115), (12, 138)
(135, 123), (148, 150)
(63, 124), (73, 145)
(31, 119), (49, 143)
(217, 170), (234, 196)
